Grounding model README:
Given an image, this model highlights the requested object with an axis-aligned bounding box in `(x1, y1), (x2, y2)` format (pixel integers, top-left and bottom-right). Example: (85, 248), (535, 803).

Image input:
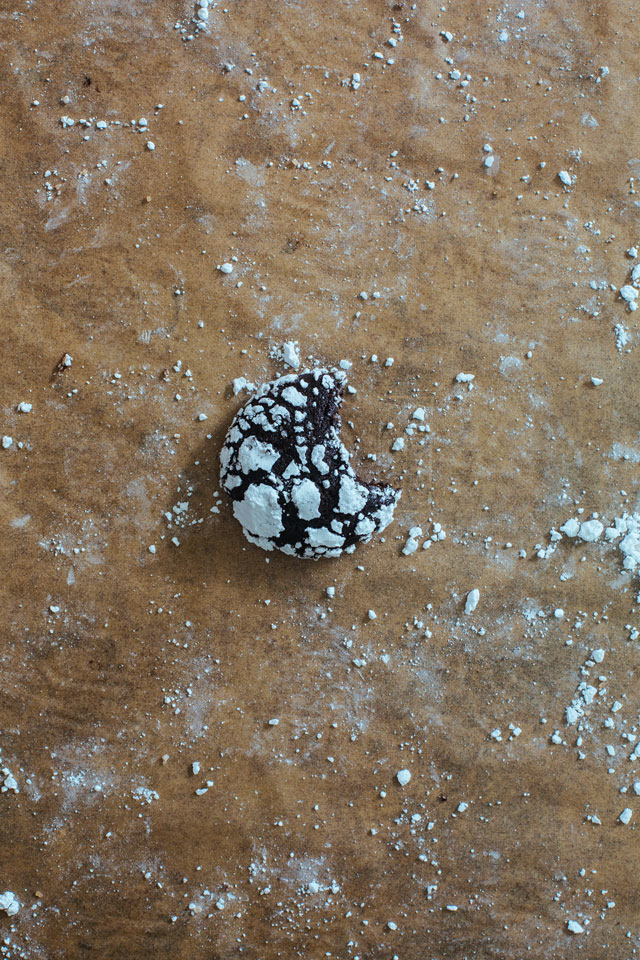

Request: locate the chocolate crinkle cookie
(220, 368), (401, 559)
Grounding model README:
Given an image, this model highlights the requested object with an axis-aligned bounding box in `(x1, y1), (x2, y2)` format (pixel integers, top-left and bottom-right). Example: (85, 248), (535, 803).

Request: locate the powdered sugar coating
(220, 368), (400, 559)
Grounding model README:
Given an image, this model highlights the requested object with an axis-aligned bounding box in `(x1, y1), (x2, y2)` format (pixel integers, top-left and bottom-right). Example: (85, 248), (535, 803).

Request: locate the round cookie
(220, 368), (401, 558)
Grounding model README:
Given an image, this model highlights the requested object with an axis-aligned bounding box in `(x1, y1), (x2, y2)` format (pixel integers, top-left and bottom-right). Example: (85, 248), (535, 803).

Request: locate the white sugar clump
(465, 588), (480, 614)
(282, 341), (301, 370)
(232, 376), (256, 396)
(233, 484), (284, 541)
(0, 767), (18, 793)
(307, 528), (345, 549)
(577, 519), (603, 542)
(396, 769), (411, 787)
(0, 892), (19, 917)
(402, 526), (423, 555)
(617, 514), (640, 570)
(237, 436), (280, 474)
(311, 444), (329, 475)
(559, 518), (580, 537)
(338, 475), (368, 514)
(565, 681), (597, 725)
(620, 285), (639, 302)
(282, 385), (306, 407)
(291, 479), (321, 520)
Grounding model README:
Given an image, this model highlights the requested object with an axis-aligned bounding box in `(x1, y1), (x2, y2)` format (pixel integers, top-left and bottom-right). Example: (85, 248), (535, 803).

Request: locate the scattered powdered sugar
(291, 478), (322, 520)
(619, 285), (638, 303)
(565, 679), (598, 726)
(542, 511), (640, 592)
(614, 322), (630, 352)
(132, 785), (160, 805)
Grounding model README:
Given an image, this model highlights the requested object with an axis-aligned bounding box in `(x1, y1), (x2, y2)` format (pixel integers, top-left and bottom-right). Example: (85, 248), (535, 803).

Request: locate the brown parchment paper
(1, 1), (639, 957)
